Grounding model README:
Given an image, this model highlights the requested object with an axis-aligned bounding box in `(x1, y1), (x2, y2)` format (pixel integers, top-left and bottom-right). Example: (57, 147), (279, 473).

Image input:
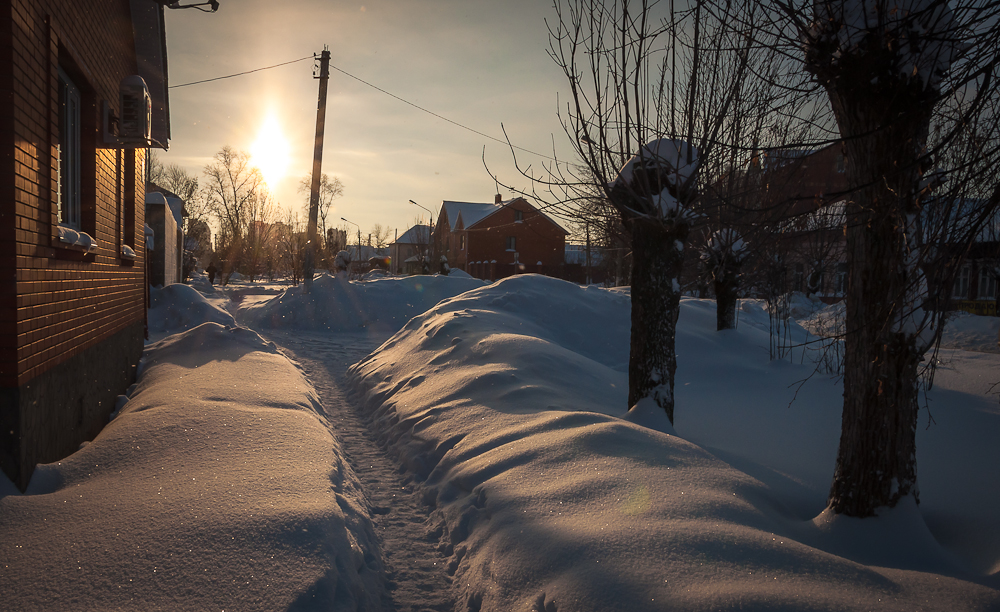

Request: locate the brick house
(0, 1), (170, 490)
(435, 196), (568, 281)
(744, 144), (850, 300)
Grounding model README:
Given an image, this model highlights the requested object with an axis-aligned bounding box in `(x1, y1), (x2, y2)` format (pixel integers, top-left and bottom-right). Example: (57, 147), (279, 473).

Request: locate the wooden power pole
(304, 46), (330, 291)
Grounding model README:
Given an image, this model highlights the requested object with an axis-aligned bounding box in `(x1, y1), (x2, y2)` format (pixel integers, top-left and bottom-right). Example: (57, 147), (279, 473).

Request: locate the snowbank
(0, 323), (386, 609)
(240, 272), (484, 335)
(349, 274), (1000, 611)
(147, 282), (236, 340)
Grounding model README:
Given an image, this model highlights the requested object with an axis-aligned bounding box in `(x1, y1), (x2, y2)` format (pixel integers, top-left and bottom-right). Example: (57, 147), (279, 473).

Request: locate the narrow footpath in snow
(264, 330), (456, 612)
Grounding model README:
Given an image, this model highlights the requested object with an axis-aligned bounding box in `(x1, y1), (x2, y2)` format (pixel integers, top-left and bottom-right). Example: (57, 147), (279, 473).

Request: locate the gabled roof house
(435, 195), (568, 281)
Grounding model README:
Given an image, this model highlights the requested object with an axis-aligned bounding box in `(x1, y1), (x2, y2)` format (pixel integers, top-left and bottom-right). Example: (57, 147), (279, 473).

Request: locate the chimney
(495, 193), (502, 205)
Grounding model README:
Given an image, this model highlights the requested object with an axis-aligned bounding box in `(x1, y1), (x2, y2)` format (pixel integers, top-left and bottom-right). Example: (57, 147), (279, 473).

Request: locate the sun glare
(250, 115), (290, 188)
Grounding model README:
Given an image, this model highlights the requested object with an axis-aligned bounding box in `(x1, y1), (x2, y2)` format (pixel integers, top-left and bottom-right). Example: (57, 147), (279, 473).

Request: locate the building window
(57, 66), (82, 229)
(978, 266), (997, 300)
(792, 262), (804, 293)
(953, 265), (971, 299)
(834, 262), (847, 295)
(460, 234), (466, 250)
(506, 236), (516, 251)
(835, 154), (845, 173)
(514, 210), (523, 222)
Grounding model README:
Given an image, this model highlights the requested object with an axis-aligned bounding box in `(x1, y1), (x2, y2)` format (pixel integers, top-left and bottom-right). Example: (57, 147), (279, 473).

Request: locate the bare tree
(370, 223), (392, 249)
(775, 0), (1000, 516)
(242, 188), (281, 282)
(505, 0), (787, 422)
(298, 172), (344, 239)
(202, 146), (266, 283)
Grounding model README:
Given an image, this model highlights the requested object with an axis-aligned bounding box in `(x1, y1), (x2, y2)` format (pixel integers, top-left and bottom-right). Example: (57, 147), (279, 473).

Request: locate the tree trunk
(714, 267), (739, 330)
(824, 77), (932, 517)
(627, 218), (687, 423)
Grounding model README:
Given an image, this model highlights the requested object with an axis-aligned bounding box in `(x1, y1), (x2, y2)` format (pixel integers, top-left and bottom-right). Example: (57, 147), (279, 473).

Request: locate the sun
(249, 115), (290, 188)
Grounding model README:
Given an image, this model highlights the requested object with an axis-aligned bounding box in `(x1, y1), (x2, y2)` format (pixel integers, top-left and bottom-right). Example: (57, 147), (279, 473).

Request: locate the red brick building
(435, 196), (568, 281)
(0, 1), (169, 490)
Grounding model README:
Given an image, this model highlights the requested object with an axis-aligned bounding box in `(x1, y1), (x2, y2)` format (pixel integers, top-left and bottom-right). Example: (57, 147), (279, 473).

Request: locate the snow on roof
(393, 224), (432, 245)
(441, 201), (497, 231)
(441, 198), (569, 234)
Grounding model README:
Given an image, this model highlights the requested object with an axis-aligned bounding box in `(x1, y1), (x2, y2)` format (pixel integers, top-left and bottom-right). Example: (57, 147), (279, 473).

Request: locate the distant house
(144, 185), (185, 287)
(389, 224), (432, 275)
(435, 196), (568, 281)
(0, 1), (170, 490)
(743, 144), (850, 300)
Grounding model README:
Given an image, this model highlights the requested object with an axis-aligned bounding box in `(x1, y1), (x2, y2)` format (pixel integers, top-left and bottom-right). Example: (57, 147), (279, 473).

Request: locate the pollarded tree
(783, 0), (1000, 516)
(701, 229), (748, 330)
(523, 0), (795, 422)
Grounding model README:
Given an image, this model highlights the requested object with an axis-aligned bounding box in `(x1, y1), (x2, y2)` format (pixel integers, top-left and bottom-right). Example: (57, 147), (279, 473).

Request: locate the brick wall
(2, 0), (147, 388)
(463, 199), (566, 280)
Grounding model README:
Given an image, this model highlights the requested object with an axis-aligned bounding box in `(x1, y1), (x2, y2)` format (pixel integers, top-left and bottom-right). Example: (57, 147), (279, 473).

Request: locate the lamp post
(341, 217), (361, 262)
(409, 199), (434, 271)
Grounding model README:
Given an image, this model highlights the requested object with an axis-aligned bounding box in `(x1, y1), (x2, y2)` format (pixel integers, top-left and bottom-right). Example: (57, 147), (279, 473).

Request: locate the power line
(168, 53), (560, 162)
(169, 55), (314, 88)
(328, 63), (558, 162)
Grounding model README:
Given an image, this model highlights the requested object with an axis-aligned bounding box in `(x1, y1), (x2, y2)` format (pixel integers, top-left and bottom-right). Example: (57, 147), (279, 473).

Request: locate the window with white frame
(57, 66), (82, 229)
(978, 266), (997, 300)
(506, 236), (516, 251)
(952, 264), (971, 299)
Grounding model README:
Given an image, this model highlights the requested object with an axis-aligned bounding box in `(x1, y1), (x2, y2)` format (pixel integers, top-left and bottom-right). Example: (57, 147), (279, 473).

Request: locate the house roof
(129, 0), (169, 148)
(392, 224), (432, 245)
(440, 201), (498, 231)
(147, 182), (185, 226)
(440, 198), (569, 235)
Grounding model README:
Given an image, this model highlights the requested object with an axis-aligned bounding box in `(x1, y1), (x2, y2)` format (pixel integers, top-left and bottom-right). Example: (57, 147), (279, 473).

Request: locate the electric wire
(167, 53), (560, 162)
(169, 55), (314, 88)
(327, 63), (558, 162)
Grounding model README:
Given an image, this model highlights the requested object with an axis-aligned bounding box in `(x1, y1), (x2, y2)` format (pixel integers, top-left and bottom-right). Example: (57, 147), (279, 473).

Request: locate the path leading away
(265, 331), (455, 612)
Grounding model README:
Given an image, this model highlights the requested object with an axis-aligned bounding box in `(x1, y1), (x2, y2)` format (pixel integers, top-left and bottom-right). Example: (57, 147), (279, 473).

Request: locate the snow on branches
(612, 139), (700, 225)
(702, 229), (748, 268)
(806, 0), (963, 91)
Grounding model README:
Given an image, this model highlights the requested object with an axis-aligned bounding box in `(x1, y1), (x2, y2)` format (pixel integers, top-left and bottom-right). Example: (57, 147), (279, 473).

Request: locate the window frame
(977, 266), (997, 300)
(506, 236), (516, 251)
(57, 65), (82, 230)
(953, 264), (972, 299)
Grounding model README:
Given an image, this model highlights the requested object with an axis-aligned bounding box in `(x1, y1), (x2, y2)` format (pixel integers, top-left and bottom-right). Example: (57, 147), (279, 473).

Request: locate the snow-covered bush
(333, 250), (351, 274)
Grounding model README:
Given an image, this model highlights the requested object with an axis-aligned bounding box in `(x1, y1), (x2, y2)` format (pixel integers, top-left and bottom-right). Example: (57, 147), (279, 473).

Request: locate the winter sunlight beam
(250, 114), (290, 189)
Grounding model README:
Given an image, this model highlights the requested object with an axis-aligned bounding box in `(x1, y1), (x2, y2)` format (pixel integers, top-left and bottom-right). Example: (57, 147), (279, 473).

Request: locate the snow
(0, 319), (386, 610)
(705, 228), (747, 258)
(809, 0), (961, 90)
(56, 224), (98, 252)
(2, 273), (998, 610)
(240, 271), (483, 336)
(614, 138), (698, 190)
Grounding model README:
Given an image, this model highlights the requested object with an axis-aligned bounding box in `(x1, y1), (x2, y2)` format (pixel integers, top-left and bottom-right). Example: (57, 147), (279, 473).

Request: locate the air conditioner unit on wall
(118, 75), (151, 146)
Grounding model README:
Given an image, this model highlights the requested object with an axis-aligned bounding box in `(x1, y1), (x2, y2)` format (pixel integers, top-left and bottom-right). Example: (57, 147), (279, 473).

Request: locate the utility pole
(304, 46), (330, 292)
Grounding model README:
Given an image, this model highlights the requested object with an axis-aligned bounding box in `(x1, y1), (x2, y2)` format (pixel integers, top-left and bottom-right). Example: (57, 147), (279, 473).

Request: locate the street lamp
(408, 200), (435, 270)
(341, 217), (362, 258)
(408, 199), (433, 233)
(154, 0), (220, 12)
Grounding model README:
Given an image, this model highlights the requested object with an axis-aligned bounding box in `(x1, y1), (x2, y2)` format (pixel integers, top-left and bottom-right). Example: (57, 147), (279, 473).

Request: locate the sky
(160, 0), (574, 241)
